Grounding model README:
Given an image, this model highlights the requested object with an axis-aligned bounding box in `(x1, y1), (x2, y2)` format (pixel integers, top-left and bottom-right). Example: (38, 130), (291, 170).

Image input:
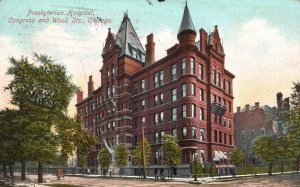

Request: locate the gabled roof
(178, 2), (196, 36)
(115, 13), (146, 60)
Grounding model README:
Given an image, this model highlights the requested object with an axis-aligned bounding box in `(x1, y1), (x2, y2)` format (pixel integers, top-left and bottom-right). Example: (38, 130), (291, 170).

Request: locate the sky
(0, 0), (299, 116)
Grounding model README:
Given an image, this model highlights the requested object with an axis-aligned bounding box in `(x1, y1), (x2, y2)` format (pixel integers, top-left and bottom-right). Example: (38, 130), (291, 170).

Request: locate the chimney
(245, 104), (250, 111)
(88, 75), (94, 97)
(283, 97), (290, 110)
(77, 90), (83, 103)
(237, 107), (241, 113)
(145, 33), (155, 66)
(199, 28), (207, 53)
(255, 102), (259, 109)
(276, 92), (283, 109)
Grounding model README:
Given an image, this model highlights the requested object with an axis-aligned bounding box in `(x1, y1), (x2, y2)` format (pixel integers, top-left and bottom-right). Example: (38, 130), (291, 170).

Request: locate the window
(182, 126), (187, 139)
(200, 107), (204, 121)
(213, 68), (217, 85)
(172, 88), (177, 101)
(260, 128), (265, 136)
(160, 131), (165, 143)
(159, 70), (164, 85)
(141, 79), (146, 92)
(229, 135), (232, 145)
(155, 132), (159, 143)
(155, 95), (159, 106)
(224, 117), (227, 127)
(107, 87), (110, 97)
(192, 126), (196, 139)
(229, 119), (232, 128)
(172, 108), (177, 121)
(191, 57), (195, 74)
(154, 72), (159, 88)
(228, 101), (232, 112)
(160, 111), (164, 123)
(200, 88), (204, 101)
(227, 81), (231, 94)
(182, 105), (187, 118)
(191, 83), (196, 96)
(85, 106), (88, 114)
(181, 58), (186, 75)
(79, 109), (83, 116)
(251, 129), (255, 141)
(112, 85), (115, 96)
(224, 134), (227, 144)
(84, 120), (88, 128)
(192, 104), (196, 118)
(111, 67), (115, 76)
(141, 99), (145, 111)
(219, 131), (222, 143)
(160, 93), (164, 104)
(213, 114), (217, 123)
(92, 103), (95, 111)
(200, 129), (205, 141)
(199, 64), (203, 80)
(182, 84), (187, 97)
(112, 121), (115, 131)
(155, 113), (159, 124)
(133, 83), (138, 95)
(214, 130), (218, 142)
(172, 64), (177, 80)
(241, 130), (246, 141)
(172, 128), (177, 137)
(217, 71), (221, 87)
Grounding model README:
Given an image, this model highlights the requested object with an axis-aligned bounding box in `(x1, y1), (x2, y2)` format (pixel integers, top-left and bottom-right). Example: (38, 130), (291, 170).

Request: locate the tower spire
(177, 2), (196, 38)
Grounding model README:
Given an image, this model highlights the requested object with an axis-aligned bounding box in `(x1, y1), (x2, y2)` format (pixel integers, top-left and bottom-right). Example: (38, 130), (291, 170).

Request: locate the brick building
(76, 3), (235, 174)
(234, 93), (290, 166)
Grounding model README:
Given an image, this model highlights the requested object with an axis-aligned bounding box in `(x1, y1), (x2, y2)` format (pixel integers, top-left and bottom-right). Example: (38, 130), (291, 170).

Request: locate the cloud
(0, 24), (109, 115)
(0, 35), (23, 110)
(225, 18), (300, 109)
(140, 28), (177, 61)
(31, 24), (109, 115)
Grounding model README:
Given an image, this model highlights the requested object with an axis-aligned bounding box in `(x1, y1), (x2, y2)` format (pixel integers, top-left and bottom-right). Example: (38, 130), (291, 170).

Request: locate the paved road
(12, 172), (300, 186)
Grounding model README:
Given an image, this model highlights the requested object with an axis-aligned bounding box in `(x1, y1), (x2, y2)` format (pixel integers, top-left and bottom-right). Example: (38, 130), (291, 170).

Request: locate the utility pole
(141, 122), (146, 179)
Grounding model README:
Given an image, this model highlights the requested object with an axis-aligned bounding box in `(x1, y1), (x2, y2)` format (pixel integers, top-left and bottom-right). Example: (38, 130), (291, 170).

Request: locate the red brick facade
(76, 4), (234, 170)
(234, 103), (273, 165)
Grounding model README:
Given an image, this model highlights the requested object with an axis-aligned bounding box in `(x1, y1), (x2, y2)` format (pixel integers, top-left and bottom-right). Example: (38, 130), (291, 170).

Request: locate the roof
(178, 2), (196, 37)
(115, 13), (146, 61)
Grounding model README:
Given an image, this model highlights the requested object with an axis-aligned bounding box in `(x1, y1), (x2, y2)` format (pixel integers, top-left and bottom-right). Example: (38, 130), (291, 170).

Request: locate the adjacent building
(234, 93), (290, 166)
(76, 3), (235, 174)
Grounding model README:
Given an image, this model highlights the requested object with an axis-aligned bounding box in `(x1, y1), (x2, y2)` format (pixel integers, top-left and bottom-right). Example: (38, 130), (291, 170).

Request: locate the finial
(124, 10), (128, 17)
(185, 0), (188, 6)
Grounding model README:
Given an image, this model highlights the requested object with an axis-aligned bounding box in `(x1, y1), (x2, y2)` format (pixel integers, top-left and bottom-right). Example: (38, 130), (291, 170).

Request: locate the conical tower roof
(115, 13), (146, 62)
(177, 2), (196, 37)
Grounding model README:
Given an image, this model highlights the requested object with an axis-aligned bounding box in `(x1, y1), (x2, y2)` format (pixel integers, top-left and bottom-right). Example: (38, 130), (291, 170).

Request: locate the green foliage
(287, 82), (300, 163)
(3, 54), (81, 182)
(162, 135), (182, 167)
(134, 139), (151, 166)
(230, 148), (245, 167)
(191, 162), (203, 175)
(115, 144), (128, 168)
(98, 148), (111, 175)
(253, 136), (279, 175)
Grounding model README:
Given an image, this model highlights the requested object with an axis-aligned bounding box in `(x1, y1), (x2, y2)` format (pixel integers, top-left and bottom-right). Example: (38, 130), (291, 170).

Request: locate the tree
(162, 135), (182, 178)
(230, 148), (245, 176)
(115, 144), (128, 175)
(134, 139), (151, 167)
(5, 54), (78, 183)
(287, 82), (300, 172)
(253, 136), (279, 176)
(98, 148), (111, 176)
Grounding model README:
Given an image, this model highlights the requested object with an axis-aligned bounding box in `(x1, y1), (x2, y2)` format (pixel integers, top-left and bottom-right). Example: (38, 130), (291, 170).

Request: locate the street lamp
(194, 153), (198, 181)
(141, 122), (146, 179)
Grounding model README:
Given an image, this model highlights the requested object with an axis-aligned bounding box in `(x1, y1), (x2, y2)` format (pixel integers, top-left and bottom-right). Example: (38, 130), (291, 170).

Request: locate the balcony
(211, 102), (226, 116)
